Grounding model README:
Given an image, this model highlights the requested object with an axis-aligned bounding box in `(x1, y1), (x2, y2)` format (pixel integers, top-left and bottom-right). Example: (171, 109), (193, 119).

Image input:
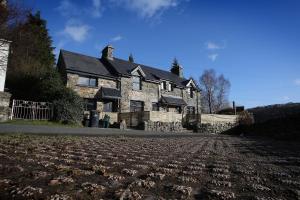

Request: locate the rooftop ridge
(60, 49), (188, 81)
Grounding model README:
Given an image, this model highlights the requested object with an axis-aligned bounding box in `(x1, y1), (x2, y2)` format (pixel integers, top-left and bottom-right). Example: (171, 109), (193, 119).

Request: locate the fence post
(32, 102), (35, 120)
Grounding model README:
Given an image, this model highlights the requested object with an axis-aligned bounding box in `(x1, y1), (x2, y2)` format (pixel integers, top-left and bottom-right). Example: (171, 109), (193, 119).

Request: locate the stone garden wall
(196, 122), (237, 134)
(143, 120), (184, 132)
(201, 114), (238, 124)
(0, 92), (11, 121)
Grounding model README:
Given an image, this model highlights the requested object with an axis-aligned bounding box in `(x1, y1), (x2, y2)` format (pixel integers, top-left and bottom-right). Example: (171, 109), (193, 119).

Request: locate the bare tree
(215, 74), (231, 111)
(199, 69), (230, 114)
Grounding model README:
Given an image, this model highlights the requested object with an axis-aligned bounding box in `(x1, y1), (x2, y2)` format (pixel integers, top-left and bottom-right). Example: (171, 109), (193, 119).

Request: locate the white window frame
(132, 76), (141, 91)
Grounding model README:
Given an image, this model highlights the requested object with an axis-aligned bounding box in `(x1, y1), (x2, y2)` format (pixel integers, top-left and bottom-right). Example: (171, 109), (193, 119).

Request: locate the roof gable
(131, 65), (146, 77)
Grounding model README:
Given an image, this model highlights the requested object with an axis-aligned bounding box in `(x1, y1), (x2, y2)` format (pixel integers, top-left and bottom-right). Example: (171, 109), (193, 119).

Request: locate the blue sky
(25, 0), (300, 108)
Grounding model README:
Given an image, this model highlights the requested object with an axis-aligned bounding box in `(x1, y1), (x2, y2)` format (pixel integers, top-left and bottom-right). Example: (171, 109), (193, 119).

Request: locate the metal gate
(11, 99), (53, 120)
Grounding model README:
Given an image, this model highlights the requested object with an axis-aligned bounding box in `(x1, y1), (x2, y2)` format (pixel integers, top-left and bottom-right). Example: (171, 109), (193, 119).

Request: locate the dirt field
(0, 134), (299, 200)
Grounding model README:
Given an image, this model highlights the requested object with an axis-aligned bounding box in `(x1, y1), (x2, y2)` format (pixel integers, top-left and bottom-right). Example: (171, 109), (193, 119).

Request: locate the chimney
(170, 58), (183, 78)
(102, 45), (114, 60)
(233, 101), (236, 115)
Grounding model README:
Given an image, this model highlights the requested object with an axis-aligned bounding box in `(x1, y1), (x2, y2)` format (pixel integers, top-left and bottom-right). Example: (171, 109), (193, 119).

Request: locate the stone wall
(149, 111), (182, 122)
(119, 111), (150, 127)
(67, 73), (119, 113)
(196, 122), (236, 134)
(201, 114), (237, 124)
(120, 77), (159, 112)
(194, 114), (238, 134)
(0, 91), (11, 121)
(144, 120), (184, 132)
(183, 88), (201, 114)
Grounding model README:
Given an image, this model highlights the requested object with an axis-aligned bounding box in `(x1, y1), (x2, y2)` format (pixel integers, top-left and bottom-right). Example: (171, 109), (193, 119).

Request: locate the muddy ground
(0, 134), (299, 200)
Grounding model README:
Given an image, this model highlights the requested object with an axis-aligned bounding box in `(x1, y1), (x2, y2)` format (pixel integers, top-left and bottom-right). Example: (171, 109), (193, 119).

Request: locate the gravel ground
(0, 134), (299, 199)
(0, 124), (195, 137)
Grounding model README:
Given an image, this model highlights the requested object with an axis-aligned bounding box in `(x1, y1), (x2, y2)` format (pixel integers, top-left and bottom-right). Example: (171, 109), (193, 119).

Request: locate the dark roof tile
(101, 87), (121, 99)
(60, 50), (113, 77)
(161, 95), (187, 106)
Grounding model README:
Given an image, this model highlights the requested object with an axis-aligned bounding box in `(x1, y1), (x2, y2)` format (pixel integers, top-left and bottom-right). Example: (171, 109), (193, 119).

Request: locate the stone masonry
(0, 92), (11, 121)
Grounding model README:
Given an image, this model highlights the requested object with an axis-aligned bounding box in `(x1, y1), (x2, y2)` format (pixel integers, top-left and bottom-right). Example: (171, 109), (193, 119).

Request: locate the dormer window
(161, 81), (167, 90)
(161, 81), (173, 91)
(77, 76), (97, 87)
(132, 76), (142, 90)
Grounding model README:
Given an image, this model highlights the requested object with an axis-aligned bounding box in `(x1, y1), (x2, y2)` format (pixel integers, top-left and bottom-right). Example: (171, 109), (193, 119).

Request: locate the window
(176, 106), (182, 114)
(84, 98), (97, 111)
(103, 100), (118, 112)
(187, 106), (195, 114)
(130, 100), (144, 112)
(190, 88), (194, 98)
(152, 102), (159, 111)
(170, 83), (174, 91)
(116, 81), (121, 89)
(77, 76), (97, 87)
(132, 76), (141, 90)
(161, 81), (167, 90)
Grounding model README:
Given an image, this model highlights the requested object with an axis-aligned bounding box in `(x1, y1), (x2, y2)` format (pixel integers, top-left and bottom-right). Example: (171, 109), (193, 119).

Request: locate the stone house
(57, 45), (201, 126)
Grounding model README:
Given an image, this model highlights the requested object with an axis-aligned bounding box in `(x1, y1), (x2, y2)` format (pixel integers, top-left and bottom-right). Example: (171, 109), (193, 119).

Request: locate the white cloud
(282, 96), (290, 101)
(110, 0), (183, 18)
(57, 0), (79, 17)
(208, 53), (218, 62)
(91, 0), (103, 18)
(294, 79), (300, 86)
(56, 0), (103, 18)
(206, 41), (223, 50)
(61, 24), (90, 42)
(111, 35), (123, 42)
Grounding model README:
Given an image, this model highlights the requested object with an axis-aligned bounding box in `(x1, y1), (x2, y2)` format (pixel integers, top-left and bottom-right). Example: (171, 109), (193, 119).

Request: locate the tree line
(0, 0), (83, 124)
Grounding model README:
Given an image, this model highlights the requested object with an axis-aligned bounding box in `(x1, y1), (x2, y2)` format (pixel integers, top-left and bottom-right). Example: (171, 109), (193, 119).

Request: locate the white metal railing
(11, 99), (53, 120)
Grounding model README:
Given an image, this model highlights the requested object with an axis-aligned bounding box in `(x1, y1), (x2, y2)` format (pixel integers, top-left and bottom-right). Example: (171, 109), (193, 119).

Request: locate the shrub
(238, 110), (254, 126)
(52, 88), (84, 125)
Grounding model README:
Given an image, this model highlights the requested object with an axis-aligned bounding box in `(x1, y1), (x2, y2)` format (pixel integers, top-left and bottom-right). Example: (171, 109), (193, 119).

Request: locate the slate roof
(106, 58), (189, 88)
(60, 50), (114, 77)
(59, 49), (198, 89)
(101, 87), (121, 99)
(161, 95), (187, 106)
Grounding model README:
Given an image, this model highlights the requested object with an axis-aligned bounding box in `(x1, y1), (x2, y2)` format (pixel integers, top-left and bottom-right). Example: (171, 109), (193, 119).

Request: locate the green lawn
(1, 119), (82, 127)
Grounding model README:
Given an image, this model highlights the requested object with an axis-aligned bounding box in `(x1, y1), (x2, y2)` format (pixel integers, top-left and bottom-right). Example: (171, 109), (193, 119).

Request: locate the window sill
(76, 84), (98, 88)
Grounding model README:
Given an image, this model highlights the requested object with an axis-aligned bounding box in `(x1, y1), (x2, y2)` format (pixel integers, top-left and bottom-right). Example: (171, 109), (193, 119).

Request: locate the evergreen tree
(172, 57), (179, 67)
(7, 11), (55, 77)
(6, 11), (57, 100)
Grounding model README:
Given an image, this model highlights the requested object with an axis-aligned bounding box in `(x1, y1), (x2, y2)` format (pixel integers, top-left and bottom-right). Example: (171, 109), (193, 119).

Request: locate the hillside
(248, 102), (300, 123)
(225, 103), (300, 140)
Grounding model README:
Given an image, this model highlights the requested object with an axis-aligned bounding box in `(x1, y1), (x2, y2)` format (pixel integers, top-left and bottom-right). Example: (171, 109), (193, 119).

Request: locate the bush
(52, 88), (84, 125)
(238, 110), (254, 125)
